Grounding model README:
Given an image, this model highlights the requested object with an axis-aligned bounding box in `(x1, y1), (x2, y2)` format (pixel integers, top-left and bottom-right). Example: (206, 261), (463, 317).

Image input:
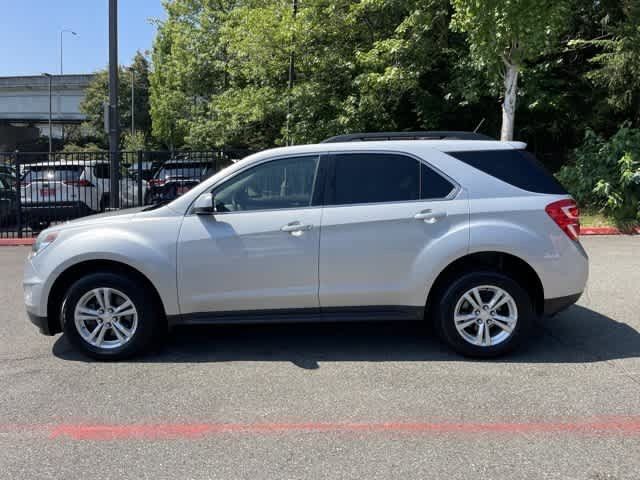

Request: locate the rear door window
(447, 149), (567, 194)
(329, 153), (419, 205)
(327, 153), (455, 205)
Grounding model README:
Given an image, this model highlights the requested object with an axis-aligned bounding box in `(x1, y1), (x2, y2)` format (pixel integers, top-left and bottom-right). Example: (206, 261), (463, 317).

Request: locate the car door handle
(414, 209), (447, 223)
(281, 221), (313, 233)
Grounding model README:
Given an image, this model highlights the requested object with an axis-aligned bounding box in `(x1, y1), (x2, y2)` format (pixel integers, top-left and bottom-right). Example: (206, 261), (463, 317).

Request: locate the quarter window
(421, 163), (455, 199)
(212, 156), (319, 212)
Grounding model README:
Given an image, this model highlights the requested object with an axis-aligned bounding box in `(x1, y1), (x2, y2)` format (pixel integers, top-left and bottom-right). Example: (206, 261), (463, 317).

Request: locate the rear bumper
(22, 202), (93, 220)
(543, 292), (582, 316)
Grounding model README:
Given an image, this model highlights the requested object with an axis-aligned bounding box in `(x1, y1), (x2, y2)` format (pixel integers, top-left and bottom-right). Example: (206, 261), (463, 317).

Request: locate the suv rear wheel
(61, 272), (159, 360)
(435, 271), (534, 358)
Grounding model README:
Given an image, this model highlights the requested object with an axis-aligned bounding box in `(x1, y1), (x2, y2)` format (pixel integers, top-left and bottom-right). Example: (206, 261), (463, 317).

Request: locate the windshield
(22, 166), (83, 183)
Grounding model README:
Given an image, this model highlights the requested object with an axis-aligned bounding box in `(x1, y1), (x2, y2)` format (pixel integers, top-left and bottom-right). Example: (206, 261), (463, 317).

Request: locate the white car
(21, 160), (146, 230)
(24, 132), (588, 360)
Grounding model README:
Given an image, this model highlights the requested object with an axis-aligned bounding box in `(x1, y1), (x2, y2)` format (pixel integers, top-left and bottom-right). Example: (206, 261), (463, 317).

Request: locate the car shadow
(52, 305), (640, 368)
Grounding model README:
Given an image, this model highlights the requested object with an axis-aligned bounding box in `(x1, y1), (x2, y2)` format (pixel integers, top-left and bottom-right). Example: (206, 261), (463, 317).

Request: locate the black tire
(435, 271), (534, 358)
(62, 272), (160, 360)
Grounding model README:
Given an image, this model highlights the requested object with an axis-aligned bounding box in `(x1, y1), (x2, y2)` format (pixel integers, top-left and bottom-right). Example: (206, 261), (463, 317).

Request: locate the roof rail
(320, 131), (493, 143)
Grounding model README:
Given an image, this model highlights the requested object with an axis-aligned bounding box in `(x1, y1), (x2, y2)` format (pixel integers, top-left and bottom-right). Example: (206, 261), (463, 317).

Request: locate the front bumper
(24, 256), (59, 336)
(26, 310), (55, 336)
(543, 292), (582, 316)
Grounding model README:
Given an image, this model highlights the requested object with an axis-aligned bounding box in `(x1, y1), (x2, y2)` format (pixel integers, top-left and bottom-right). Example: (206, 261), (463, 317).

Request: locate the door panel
(318, 151), (469, 309)
(177, 154), (323, 314)
(319, 197), (468, 308)
(178, 209), (322, 313)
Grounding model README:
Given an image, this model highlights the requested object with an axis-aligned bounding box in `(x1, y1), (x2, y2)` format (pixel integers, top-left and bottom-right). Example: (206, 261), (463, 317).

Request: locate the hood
(47, 206), (149, 233)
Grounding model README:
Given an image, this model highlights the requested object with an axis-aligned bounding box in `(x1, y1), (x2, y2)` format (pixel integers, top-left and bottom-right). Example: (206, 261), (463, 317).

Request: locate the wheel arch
(425, 251), (544, 319)
(46, 259), (167, 335)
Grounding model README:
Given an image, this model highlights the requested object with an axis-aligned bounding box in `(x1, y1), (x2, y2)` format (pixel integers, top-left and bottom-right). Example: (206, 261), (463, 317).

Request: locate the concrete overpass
(0, 74), (95, 150)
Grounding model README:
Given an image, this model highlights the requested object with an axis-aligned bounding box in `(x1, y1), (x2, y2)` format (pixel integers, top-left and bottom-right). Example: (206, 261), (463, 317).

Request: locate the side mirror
(194, 193), (215, 215)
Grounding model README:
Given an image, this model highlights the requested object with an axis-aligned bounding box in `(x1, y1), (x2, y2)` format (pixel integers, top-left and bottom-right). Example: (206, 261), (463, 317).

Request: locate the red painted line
(0, 237), (34, 246)
(43, 418), (640, 440)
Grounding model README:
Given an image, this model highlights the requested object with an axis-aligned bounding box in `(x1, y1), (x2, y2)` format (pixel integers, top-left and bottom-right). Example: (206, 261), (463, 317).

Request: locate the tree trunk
(500, 61), (519, 142)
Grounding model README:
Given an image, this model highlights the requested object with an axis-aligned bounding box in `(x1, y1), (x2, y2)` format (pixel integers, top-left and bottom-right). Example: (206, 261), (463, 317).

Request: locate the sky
(0, 1), (166, 76)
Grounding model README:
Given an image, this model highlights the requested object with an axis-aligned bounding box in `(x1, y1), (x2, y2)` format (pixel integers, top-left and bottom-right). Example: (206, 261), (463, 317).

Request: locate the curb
(581, 226), (640, 236)
(0, 238), (35, 246)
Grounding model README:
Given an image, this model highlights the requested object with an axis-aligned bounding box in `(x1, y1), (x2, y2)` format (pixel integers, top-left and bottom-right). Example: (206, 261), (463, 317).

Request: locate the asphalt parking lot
(1, 237), (639, 479)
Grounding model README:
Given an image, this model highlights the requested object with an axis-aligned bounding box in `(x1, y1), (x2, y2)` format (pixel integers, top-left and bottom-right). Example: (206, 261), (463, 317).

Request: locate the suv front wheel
(61, 272), (159, 360)
(435, 271), (534, 358)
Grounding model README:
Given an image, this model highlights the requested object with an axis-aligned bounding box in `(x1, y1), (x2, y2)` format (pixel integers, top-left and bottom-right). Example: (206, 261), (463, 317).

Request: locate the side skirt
(168, 306), (424, 328)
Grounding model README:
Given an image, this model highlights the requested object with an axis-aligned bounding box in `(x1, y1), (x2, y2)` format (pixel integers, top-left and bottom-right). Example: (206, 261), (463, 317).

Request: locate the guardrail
(0, 149), (252, 238)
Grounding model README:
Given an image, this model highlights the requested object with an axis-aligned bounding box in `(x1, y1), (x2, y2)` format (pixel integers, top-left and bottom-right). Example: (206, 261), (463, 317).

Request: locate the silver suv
(23, 132), (588, 360)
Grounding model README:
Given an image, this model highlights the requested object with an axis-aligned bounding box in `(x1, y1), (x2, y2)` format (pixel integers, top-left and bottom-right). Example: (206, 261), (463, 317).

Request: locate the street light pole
(42, 73), (53, 156)
(60, 29), (78, 75)
(60, 29), (77, 145)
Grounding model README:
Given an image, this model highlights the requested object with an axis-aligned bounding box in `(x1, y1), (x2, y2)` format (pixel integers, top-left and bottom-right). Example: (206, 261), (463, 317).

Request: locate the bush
(557, 126), (640, 224)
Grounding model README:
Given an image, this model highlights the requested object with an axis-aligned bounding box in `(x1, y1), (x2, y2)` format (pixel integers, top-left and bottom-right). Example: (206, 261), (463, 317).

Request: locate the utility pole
(42, 73), (53, 156)
(131, 69), (135, 138)
(108, 0), (120, 208)
(286, 0), (298, 146)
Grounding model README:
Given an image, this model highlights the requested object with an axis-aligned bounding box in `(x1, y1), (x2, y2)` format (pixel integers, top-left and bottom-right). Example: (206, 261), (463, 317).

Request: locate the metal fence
(0, 149), (252, 238)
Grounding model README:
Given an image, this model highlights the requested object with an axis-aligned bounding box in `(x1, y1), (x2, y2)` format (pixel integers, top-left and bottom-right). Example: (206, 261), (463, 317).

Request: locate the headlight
(32, 231), (58, 256)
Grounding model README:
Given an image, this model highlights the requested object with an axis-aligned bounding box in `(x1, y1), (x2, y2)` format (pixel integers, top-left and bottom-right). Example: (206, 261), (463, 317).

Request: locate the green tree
(575, 0), (640, 126)
(79, 51), (152, 148)
(150, 0), (234, 149)
(150, 0), (464, 150)
(451, 0), (568, 141)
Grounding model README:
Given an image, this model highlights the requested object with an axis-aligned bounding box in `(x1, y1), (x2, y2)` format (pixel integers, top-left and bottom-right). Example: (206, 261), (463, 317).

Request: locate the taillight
(545, 199), (580, 241)
(64, 179), (93, 187)
(149, 179), (165, 187)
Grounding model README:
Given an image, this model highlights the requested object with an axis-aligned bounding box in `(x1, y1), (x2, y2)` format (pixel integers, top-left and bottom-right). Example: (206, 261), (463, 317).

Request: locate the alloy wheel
(73, 288), (138, 350)
(453, 285), (518, 347)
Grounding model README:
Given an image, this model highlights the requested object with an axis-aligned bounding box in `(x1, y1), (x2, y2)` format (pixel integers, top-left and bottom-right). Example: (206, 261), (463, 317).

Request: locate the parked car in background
(21, 160), (147, 230)
(0, 164), (17, 185)
(0, 163), (17, 177)
(0, 174), (16, 225)
(24, 132), (588, 360)
(146, 159), (215, 204)
(127, 161), (159, 183)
